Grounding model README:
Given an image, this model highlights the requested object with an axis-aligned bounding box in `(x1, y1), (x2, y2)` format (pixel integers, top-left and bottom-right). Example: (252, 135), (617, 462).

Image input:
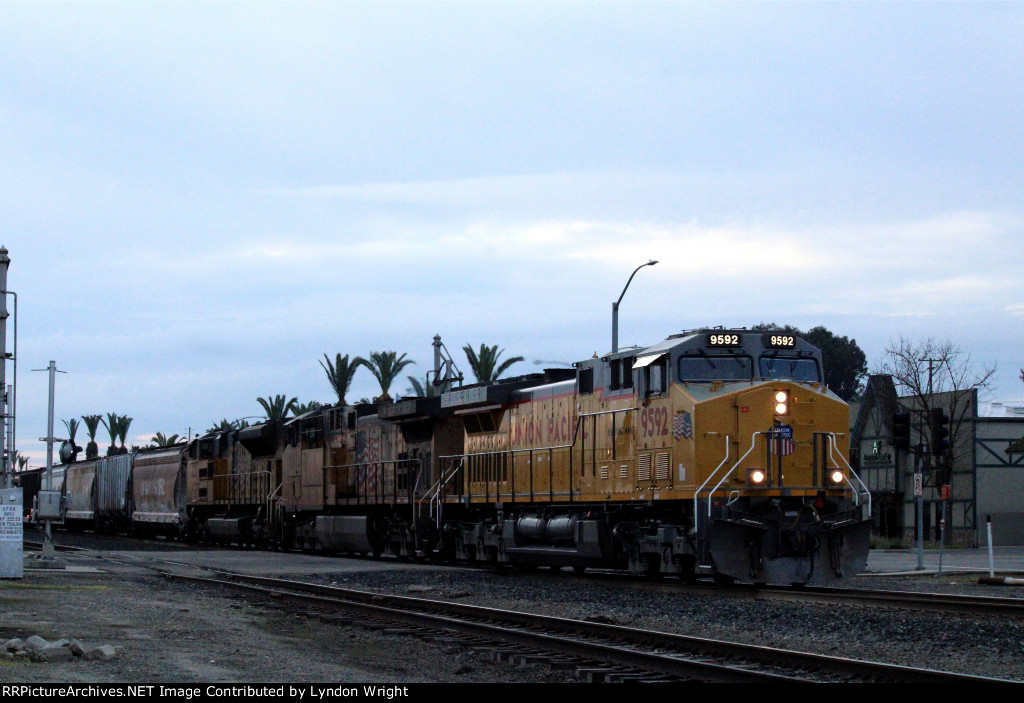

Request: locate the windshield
(678, 355), (753, 382)
(758, 356), (821, 382)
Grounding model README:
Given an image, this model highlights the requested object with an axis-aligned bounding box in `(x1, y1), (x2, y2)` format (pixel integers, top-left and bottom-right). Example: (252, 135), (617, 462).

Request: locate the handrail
(213, 469), (272, 504)
(578, 406), (637, 418)
(425, 457), (464, 530)
(437, 405), (635, 465)
(267, 480), (281, 505)
(693, 434), (731, 522)
(823, 432), (872, 517)
(437, 406), (635, 462)
(321, 458), (421, 506)
(704, 432), (766, 517)
(419, 457), (462, 508)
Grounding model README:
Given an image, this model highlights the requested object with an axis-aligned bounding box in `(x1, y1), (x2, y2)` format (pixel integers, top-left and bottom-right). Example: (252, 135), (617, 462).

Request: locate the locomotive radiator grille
(619, 464), (629, 479)
(656, 452), (670, 481)
(638, 454), (651, 482)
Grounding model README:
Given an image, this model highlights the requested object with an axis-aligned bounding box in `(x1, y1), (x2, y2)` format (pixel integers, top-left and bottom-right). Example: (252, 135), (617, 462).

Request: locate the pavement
(862, 545), (1024, 578)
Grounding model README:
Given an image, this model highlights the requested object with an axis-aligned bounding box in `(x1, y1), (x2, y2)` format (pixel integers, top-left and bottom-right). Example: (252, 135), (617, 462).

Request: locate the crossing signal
(892, 411), (911, 451)
(930, 407), (950, 456)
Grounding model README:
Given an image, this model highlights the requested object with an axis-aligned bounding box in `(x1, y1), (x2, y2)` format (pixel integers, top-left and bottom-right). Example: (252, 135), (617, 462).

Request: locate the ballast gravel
(4, 539), (1023, 684)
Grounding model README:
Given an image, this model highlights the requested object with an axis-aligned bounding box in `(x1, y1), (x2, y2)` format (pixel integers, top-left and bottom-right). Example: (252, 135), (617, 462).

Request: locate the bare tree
(875, 336), (995, 471)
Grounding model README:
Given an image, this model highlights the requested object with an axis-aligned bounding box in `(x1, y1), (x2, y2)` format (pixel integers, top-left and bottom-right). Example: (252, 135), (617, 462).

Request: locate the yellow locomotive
(423, 328), (872, 584)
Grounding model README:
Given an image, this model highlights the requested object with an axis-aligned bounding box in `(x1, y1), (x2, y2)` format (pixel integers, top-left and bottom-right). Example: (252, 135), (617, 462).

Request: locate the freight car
(61, 453), (133, 534)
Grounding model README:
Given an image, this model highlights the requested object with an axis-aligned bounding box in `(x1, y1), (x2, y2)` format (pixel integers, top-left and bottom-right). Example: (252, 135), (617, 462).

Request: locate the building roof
(978, 400), (1024, 418)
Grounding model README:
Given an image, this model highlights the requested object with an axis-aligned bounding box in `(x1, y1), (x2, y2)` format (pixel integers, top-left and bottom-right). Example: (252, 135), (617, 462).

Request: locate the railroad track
(533, 569), (1024, 619)
(739, 583), (1024, 618)
(94, 550), (1015, 684)
(32, 533), (1024, 620)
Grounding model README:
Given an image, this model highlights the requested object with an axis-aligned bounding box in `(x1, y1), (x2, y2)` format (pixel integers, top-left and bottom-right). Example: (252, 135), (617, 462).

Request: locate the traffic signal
(930, 407), (950, 456)
(892, 411), (911, 450)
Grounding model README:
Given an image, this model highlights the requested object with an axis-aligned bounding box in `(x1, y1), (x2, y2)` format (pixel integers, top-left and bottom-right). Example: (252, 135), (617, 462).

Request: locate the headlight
(747, 468), (766, 485)
(774, 390), (788, 415)
(829, 470), (844, 485)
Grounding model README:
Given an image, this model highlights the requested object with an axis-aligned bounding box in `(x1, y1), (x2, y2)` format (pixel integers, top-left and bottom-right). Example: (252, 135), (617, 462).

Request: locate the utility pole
(31, 360), (66, 568)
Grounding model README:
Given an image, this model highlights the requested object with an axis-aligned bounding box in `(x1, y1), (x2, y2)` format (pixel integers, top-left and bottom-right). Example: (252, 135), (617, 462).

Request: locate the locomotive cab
(668, 329), (872, 584)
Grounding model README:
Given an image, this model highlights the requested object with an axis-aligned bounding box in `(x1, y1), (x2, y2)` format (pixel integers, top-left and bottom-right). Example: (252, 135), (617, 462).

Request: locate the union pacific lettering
(508, 393), (580, 448)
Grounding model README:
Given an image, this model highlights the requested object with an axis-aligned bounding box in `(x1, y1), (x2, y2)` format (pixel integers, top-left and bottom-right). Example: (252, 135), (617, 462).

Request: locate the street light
(612, 259), (658, 354)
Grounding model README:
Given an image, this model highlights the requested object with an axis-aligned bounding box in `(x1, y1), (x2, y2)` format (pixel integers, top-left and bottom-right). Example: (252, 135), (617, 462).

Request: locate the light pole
(612, 259), (657, 354)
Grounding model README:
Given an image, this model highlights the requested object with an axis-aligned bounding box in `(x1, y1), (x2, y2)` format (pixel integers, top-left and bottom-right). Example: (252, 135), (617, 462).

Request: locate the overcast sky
(2, 2), (1022, 466)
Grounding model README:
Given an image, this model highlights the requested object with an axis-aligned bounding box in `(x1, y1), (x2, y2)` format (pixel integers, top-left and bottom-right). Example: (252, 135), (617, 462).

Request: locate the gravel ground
(313, 567), (1024, 682)
(6, 534), (1024, 684)
(1, 562), (574, 684)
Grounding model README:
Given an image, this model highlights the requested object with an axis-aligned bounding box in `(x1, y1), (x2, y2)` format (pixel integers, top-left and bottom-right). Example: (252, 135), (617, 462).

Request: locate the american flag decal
(770, 424), (794, 456)
(673, 411), (693, 440)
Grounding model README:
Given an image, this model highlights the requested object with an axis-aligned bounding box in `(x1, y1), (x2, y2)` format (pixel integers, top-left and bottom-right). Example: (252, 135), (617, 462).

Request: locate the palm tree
(62, 418), (80, 445)
(117, 416), (133, 454)
(359, 351), (415, 402)
(207, 418), (251, 433)
(17, 455), (28, 471)
(82, 414), (102, 459)
(257, 395), (298, 421)
(463, 343), (524, 383)
(294, 400), (322, 415)
(319, 353), (362, 406)
(101, 413), (120, 456)
(151, 432), (181, 447)
(406, 376), (426, 397)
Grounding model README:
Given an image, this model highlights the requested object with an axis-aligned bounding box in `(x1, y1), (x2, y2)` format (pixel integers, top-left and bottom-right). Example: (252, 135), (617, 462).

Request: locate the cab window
(677, 355), (753, 382)
(646, 357), (667, 396)
(758, 356), (821, 382)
